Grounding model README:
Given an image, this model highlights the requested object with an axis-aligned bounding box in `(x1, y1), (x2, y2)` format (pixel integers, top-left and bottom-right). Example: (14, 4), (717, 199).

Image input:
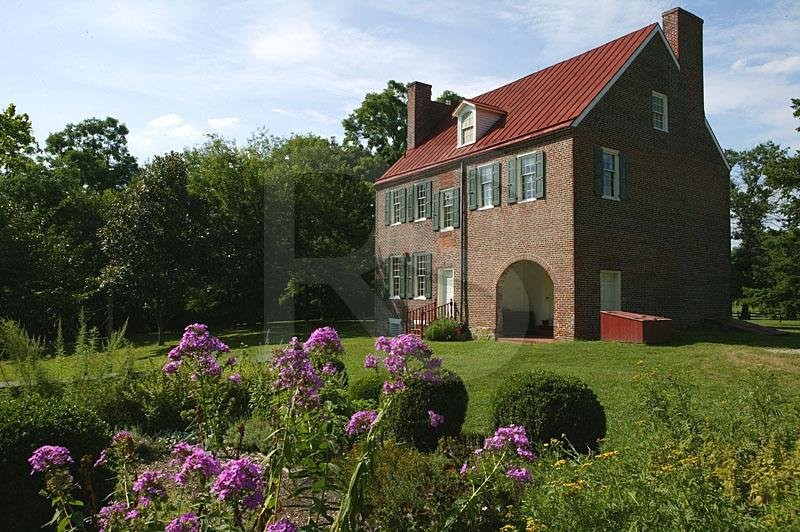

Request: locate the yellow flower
(581, 461), (593, 468)
(562, 479), (589, 491)
(596, 450), (620, 460)
(660, 464), (674, 472)
(526, 517), (547, 531)
(500, 525), (517, 532)
(636, 359), (645, 365)
(554, 459), (567, 467)
(635, 420), (646, 426)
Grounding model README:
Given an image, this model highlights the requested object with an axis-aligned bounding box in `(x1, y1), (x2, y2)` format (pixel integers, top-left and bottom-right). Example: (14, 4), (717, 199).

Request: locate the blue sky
(2, 0), (798, 162)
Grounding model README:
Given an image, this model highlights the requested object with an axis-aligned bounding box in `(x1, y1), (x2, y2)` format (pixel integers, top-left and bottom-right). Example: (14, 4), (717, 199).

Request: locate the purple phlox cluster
(321, 362), (339, 375)
(94, 448), (109, 468)
(125, 508), (140, 521)
(272, 338), (323, 408)
(363, 353), (379, 369)
(164, 323), (229, 375)
(505, 467), (532, 484)
(428, 410), (445, 428)
(459, 462), (475, 475)
(346, 410), (378, 437)
(372, 334), (442, 394)
(303, 326), (344, 355)
(266, 518), (299, 532)
(112, 430), (133, 444)
(483, 425), (536, 461)
(97, 501), (127, 532)
(174, 444), (222, 486)
(28, 445), (73, 474)
(132, 470), (166, 502)
(165, 512), (200, 532)
(228, 373), (243, 384)
(225, 356), (237, 367)
(382, 377), (406, 395)
(211, 457), (265, 510)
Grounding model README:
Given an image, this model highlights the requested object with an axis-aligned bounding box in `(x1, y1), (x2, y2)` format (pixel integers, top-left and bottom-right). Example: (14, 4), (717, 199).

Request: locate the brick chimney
(662, 7), (705, 122)
(406, 81), (457, 151)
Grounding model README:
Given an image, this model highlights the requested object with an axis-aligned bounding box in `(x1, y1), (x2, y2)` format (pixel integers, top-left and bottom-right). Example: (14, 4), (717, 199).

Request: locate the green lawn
(4, 319), (800, 447)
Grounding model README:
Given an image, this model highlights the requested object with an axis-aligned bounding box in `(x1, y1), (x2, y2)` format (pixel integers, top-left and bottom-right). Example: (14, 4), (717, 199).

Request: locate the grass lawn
(3, 319), (800, 447)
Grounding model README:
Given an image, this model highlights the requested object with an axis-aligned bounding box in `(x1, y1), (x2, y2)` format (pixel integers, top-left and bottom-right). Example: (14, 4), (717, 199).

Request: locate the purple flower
(428, 410), (445, 428)
(175, 445), (221, 486)
(198, 354), (223, 376)
(163, 360), (182, 374)
(28, 445), (73, 474)
(125, 508), (140, 521)
(382, 377), (406, 395)
(272, 341), (323, 408)
(94, 448), (109, 468)
(459, 462), (473, 475)
(228, 373), (243, 384)
(479, 425), (536, 461)
(321, 362), (338, 375)
(166, 324), (229, 371)
(266, 519), (299, 532)
(226, 356), (237, 367)
(98, 501), (127, 532)
(112, 431), (133, 444)
(132, 470), (166, 501)
(505, 467), (532, 484)
(165, 513), (200, 532)
(346, 410), (377, 437)
(211, 457), (264, 510)
(304, 326), (344, 355)
(363, 354), (379, 369)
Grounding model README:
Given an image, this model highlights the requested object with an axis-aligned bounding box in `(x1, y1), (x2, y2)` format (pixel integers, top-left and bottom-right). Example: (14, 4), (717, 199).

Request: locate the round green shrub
(348, 372), (385, 405)
(0, 393), (110, 531)
(423, 318), (471, 342)
(491, 371), (606, 453)
(386, 369), (469, 452)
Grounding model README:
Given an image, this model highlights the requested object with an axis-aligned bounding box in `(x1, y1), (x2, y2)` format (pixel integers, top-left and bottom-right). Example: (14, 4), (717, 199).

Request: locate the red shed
(600, 311), (672, 344)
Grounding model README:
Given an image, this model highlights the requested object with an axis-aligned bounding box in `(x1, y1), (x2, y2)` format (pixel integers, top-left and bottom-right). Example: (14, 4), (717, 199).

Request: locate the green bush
(423, 318), (471, 342)
(386, 369), (468, 452)
(492, 371), (606, 453)
(348, 372), (385, 405)
(0, 393), (110, 531)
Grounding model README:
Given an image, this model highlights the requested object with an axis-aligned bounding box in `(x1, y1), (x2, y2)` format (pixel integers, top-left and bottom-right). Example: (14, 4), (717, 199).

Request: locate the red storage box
(600, 311), (672, 344)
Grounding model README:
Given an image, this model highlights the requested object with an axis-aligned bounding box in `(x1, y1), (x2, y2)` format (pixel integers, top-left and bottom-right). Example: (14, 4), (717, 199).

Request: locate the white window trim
(389, 255), (402, 299)
(457, 104), (476, 148)
(476, 163), (495, 208)
(516, 150), (542, 202)
(600, 147), (620, 201)
(518, 197), (537, 204)
(390, 221), (402, 226)
(414, 254), (428, 299)
(652, 91), (668, 132)
(440, 187), (456, 230)
(414, 217), (427, 222)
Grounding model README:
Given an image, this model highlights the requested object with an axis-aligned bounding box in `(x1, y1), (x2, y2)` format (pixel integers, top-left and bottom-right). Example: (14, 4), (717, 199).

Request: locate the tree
(100, 153), (195, 345)
(45, 117), (138, 192)
(342, 81), (465, 172)
(0, 103), (37, 174)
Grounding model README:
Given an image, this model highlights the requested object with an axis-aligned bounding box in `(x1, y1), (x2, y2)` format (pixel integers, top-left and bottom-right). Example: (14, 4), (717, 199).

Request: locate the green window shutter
(594, 147), (604, 196)
(384, 191), (391, 226)
(468, 168), (478, 210)
(407, 185), (415, 220)
(399, 188), (407, 223)
(398, 255), (406, 298)
(425, 181), (433, 218)
(424, 253), (433, 299)
(534, 151), (546, 199)
(619, 153), (630, 200)
(492, 162), (501, 206)
(406, 254), (415, 299)
(383, 257), (391, 298)
(507, 160), (517, 204)
(452, 188), (461, 228)
(432, 190), (440, 231)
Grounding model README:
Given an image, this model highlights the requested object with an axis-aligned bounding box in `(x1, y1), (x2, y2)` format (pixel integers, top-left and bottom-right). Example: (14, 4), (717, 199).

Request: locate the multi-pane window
(652, 92), (668, 131)
(441, 189), (454, 229)
(416, 185), (427, 220)
(479, 165), (493, 207)
(393, 192), (402, 223)
(460, 110), (475, 146)
(520, 154), (538, 200)
(602, 149), (619, 199)
(416, 254), (428, 298)
(391, 256), (401, 298)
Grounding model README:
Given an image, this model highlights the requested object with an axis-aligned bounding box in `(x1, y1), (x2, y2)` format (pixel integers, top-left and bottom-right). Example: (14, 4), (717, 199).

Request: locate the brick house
(374, 7), (730, 340)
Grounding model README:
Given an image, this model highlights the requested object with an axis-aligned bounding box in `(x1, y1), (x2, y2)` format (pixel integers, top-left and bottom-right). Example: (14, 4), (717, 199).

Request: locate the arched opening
(497, 260), (554, 338)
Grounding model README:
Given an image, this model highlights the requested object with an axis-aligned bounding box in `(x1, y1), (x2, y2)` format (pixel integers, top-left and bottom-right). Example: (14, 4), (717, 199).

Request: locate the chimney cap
(661, 7), (704, 24)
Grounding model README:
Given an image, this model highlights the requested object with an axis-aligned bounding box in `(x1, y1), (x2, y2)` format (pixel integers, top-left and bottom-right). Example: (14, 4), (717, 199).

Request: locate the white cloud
(149, 113), (184, 129)
(208, 116), (240, 131)
(250, 21), (325, 64)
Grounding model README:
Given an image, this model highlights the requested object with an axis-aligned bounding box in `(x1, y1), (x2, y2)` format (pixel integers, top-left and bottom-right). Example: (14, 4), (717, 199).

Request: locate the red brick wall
(572, 32), (730, 338)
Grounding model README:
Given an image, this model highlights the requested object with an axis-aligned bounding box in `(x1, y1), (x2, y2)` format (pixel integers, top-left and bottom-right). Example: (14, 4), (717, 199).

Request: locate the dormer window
(459, 108), (475, 147)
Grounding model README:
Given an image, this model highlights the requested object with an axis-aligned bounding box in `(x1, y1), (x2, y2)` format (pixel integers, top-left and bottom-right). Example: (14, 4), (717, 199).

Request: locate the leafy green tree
(744, 229), (800, 319)
(0, 103), (37, 174)
(436, 90), (465, 104)
(45, 117), (138, 192)
(100, 153), (195, 345)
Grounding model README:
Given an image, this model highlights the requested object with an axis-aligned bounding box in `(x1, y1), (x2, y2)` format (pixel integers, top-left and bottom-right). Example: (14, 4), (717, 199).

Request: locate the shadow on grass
(667, 324), (800, 350)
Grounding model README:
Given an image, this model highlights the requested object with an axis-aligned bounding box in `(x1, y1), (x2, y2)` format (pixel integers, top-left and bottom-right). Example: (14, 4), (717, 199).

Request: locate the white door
(438, 269), (454, 316)
(600, 270), (621, 311)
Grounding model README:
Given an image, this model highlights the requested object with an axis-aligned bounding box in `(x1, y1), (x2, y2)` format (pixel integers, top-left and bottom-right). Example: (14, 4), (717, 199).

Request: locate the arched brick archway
(496, 259), (555, 338)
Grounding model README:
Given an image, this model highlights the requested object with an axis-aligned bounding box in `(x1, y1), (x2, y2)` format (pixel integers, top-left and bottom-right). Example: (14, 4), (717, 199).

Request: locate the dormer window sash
(459, 107), (475, 147)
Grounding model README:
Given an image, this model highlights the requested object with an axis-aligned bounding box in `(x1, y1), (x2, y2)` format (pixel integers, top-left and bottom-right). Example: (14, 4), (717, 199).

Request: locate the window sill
(478, 205), (494, 211)
(389, 296), (401, 300)
(440, 226), (454, 233)
(414, 217), (427, 222)
(390, 221), (402, 226)
(518, 197), (537, 204)
(653, 126), (668, 133)
(414, 296), (428, 301)
(602, 195), (621, 201)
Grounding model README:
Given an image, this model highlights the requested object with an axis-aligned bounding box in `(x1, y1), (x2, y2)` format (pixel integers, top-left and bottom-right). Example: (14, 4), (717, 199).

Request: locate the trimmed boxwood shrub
(492, 370), (606, 453)
(423, 318), (471, 342)
(349, 372), (385, 405)
(385, 369), (468, 452)
(0, 393), (110, 531)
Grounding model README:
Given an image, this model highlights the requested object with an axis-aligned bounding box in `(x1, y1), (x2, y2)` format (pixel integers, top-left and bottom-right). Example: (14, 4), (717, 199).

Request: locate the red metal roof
(377, 23), (658, 184)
